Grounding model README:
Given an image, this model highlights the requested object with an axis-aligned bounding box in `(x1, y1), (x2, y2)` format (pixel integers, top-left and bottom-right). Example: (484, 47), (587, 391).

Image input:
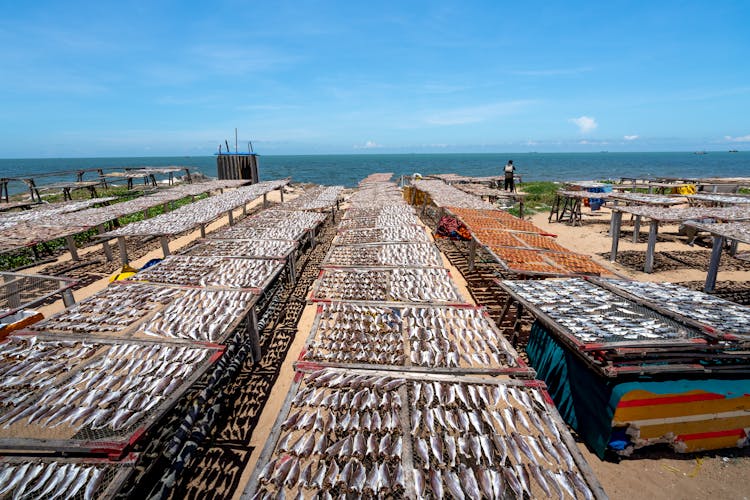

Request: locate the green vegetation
(514, 181), (559, 216)
(0, 190), (210, 272)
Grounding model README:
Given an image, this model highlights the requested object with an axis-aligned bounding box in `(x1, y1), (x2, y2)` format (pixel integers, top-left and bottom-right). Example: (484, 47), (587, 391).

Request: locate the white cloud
(623, 135), (639, 141)
(355, 140), (382, 149)
(725, 135), (750, 142)
(569, 116), (598, 134)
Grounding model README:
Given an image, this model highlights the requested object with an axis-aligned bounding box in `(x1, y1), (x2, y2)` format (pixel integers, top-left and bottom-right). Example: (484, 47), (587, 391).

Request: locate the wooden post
(610, 211), (622, 262)
(572, 199), (582, 226)
(263, 193), (268, 208)
(512, 303), (524, 347)
(548, 194), (560, 223)
(98, 224), (113, 262)
(288, 257), (297, 283)
(228, 210), (234, 226)
(468, 238), (477, 272)
(729, 239), (738, 256)
(65, 235), (80, 261)
(644, 221), (659, 273)
(61, 287), (76, 308)
(200, 224), (206, 238)
(632, 215), (641, 243)
(117, 237), (129, 264)
(247, 307), (261, 362)
(704, 235), (724, 293)
(280, 187), (285, 203)
(160, 236), (170, 257)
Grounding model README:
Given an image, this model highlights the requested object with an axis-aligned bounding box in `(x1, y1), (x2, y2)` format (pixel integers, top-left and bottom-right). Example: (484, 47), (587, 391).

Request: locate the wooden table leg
(610, 211), (622, 262)
(98, 224), (113, 261)
(644, 221), (659, 273)
(468, 238), (477, 272)
(160, 236), (170, 257)
(247, 307), (261, 362)
(117, 237), (129, 264)
(632, 215), (641, 243)
(704, 235), (724, 293)
(65, 235), (79, 261)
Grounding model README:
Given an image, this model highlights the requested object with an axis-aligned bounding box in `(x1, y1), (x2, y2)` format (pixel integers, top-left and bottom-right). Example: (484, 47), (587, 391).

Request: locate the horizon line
(0, 150), (745, 161)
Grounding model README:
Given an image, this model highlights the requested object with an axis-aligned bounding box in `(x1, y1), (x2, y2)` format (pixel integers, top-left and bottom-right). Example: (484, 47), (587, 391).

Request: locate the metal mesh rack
(0, 271), (77, 320)
(310, 267), (468, 305)
(322, 242), (444, 268)
(31, 281), (259, 344)
(243, 367), (607, 499)
(297, 302), (533, 377)
(181, 239), (297, 260)
(0, 453), (138, 499)
(332, 225), (431, 245)
(134, 255), (285, 291)
(0, 334), (223, 454)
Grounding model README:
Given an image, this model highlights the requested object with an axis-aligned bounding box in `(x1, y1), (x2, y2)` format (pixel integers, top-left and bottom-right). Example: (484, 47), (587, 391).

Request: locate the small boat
(694, 151), (707, 155)
(729, 149), (739, 153)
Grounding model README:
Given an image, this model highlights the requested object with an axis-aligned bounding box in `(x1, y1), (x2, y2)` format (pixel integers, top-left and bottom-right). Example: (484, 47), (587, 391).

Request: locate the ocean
(0, 152), (747, 196)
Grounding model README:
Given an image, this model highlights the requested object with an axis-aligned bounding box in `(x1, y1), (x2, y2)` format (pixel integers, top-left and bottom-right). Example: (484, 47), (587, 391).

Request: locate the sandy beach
(232, 196), (750, 499)
(6, 185), (749, 499)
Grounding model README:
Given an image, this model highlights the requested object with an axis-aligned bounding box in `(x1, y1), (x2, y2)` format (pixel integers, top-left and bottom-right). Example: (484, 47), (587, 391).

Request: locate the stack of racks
(0, 180), (326, 498)
(101, 180), (289, 238)
(410, 180), (612, 277)
(272, 185), (344, 212)
(498, 277), (750, 456)
(245, 175), (607, 499)
(0, 179), (251, 256)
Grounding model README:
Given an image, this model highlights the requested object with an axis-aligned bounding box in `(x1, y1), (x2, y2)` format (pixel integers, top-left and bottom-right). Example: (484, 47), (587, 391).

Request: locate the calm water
(0, 152), (747, 195)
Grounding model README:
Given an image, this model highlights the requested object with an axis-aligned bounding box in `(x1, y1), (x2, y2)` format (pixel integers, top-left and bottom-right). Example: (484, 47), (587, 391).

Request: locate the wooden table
(549, 190), (611, 226)
(682, 221), (750, 292)
(608, 192), (686, 242)
(610, 205), (750, 273)
(38, 181), (101, 200)
(644, 181), (694, 194)
(687, 193), (750, 207)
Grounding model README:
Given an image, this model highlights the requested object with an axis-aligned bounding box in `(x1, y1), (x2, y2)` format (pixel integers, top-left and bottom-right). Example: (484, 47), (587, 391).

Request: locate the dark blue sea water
(0, 152), (747, 195)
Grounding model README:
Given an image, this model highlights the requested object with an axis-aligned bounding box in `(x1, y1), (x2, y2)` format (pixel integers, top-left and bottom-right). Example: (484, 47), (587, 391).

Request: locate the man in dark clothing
(503, 160), (516, 192)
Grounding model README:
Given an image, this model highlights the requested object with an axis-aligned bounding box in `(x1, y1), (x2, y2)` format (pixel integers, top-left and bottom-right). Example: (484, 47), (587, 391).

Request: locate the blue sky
(1, 1), (749, 157)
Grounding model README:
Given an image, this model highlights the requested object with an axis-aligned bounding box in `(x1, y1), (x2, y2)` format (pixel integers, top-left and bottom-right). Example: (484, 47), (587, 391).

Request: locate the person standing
(503, 160), (516, 192)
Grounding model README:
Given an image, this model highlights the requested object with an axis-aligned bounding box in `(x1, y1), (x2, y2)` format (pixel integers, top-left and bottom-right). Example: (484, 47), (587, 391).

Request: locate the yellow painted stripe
(635, 415), (750, 440)
(614, 394), (750, 422)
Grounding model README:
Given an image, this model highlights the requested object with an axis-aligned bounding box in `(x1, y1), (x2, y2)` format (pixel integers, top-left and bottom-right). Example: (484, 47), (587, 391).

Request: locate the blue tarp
(526, 321), (617, 457)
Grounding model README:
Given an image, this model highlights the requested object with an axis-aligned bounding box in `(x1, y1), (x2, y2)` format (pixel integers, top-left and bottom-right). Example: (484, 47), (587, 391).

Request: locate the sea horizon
(0, 151), (747, 195)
